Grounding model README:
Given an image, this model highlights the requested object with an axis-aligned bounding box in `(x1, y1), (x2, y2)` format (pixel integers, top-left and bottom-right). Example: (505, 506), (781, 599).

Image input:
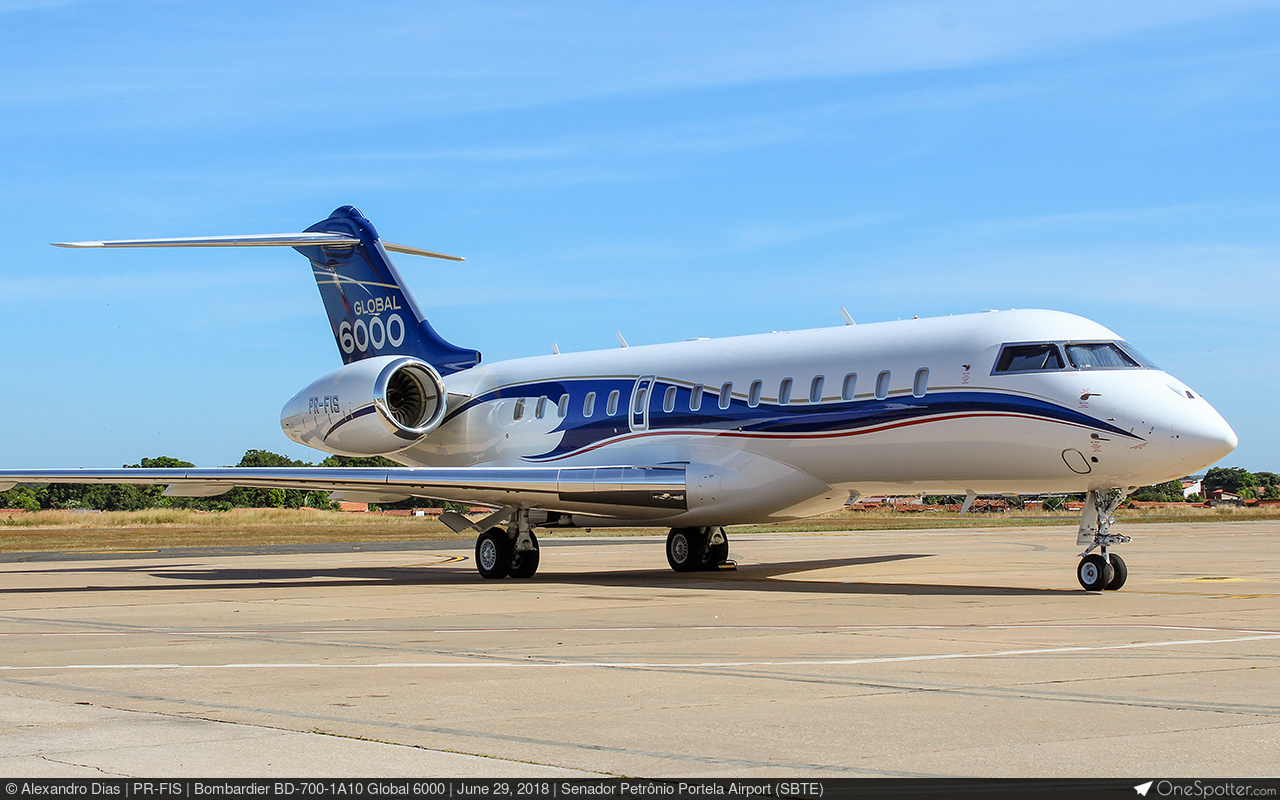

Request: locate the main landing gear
(471, 509), (541, 580)
(462, 511), (735, 580)
(666, 526), (732, 572)
(1075, 488), (1131, 591)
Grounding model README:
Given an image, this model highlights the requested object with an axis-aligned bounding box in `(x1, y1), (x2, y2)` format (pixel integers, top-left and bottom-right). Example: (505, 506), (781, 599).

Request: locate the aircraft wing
(0, 465), (688, 518)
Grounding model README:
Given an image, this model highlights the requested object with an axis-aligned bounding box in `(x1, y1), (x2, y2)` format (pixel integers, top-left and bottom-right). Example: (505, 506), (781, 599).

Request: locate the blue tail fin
(294, 206), (480, 374)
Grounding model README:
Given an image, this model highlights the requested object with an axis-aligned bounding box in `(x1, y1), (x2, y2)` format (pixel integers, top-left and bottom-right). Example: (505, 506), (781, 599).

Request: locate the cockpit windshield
(1064, 342), (1139, 370)
(992, 341), (1157, 374)
(994, 344), (1064, 373)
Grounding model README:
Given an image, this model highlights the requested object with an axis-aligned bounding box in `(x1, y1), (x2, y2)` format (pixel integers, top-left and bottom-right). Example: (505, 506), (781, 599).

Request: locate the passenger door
(630, 375), (655, 432)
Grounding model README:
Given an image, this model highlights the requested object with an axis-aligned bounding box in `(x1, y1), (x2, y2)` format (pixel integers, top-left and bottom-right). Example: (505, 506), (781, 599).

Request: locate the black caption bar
(2, 780), (1279, 800)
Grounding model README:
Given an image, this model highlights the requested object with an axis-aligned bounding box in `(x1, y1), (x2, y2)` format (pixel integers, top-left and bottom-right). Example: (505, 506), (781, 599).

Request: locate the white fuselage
(299, 309), (1235, 526)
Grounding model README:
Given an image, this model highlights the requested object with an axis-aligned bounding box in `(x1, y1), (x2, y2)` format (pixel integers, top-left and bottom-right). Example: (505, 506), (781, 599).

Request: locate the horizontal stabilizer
(383, 242), (465, 261)
(53, 233), (361, 249)
(53, 234), (464, 261)
(52, 206), (478, 372)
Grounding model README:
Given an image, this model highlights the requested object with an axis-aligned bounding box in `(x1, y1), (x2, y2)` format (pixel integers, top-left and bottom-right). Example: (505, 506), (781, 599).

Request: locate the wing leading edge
(0, 465), (688, 518)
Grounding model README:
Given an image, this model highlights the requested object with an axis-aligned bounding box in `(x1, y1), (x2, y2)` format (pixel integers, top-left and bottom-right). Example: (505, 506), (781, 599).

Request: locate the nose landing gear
(1076, 488), (1131, 591)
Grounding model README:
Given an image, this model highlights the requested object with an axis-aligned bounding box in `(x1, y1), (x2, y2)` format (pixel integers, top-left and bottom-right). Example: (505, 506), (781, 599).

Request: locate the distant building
(1207, 489), (1243, 507)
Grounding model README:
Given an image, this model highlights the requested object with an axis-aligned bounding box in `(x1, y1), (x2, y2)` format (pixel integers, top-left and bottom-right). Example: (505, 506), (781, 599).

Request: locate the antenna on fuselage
(840, 308), (855, 326)
(616, 332), (629, 348)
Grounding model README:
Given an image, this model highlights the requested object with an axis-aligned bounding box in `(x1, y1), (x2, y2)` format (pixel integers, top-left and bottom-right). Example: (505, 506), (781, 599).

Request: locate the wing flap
(162, 483), (232, 498)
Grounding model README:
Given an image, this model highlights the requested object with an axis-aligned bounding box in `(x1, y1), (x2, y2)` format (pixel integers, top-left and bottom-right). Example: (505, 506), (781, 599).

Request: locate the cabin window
(632, 385), (648, 415)
(841, 373), (857, 401)
(558, 394), (570, 418)
(690, 384), (704, 412)
(1065, 342), (1141, 370)
(875, 370), (891, 400)
(912, 368), (929, 398)
(778, 378), (793, 406)
(718, 382), (733, 410)
(809, 376), (824, 404)
(994, 343), (1065, 373)
(606, 390), (620, 416)
(583, 392), (596, 417)
(513, 398), (526, 421)
(535, 396), (548, 418)
(747, 380), (763, 408)
(663, 386), (677, 413)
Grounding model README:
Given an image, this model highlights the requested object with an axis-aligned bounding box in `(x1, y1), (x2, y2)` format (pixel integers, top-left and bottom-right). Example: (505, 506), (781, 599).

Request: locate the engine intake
(281, 355), (450, 456)
(378, 360), (445, 434)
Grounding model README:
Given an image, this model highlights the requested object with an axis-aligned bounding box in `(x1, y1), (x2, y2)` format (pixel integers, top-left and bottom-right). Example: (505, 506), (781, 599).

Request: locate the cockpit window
(1065, 342), (1140, 370)
(994, 343), (1065, 373)
(1117, 342), (1158, 369)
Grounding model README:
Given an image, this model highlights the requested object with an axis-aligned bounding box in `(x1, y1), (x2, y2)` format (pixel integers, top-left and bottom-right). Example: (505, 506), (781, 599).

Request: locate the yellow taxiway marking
(394, 555), (466, 566)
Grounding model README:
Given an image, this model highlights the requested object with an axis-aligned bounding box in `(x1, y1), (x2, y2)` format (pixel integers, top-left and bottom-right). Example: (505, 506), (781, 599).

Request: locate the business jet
(0, 206), (1238, 590)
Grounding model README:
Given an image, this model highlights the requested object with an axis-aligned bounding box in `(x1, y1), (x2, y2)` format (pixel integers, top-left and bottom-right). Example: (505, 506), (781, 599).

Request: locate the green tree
(319, 455), (443, 510)
(318, 455), (399, 468)
(134, 456), (194, 469)
(1129, 480), (1185, 502)
(1202, 467), (1258, 496)
(121, 456), (197, 509)
(1254, 472), (1280, 499)
(222, 450), (313, 508)
(42, 481), (155, 511)
(0, 485), (43, 511)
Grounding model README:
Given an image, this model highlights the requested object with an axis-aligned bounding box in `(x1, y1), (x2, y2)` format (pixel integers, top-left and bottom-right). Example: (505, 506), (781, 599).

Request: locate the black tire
(1105, 553), (1128, 591)
(666, 527), (707, 572)
(703, 527), (729, 570)
(1077, 553), (1114, 591)
(509, 531), (540, 579)
(476, 528), (512, 580)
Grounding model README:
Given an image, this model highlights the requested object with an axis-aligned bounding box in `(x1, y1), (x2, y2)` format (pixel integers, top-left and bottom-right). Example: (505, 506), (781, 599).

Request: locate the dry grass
(0, 507), (461, 552)
(1, 503), (1276, 553)
(738, 503), (1280, 533)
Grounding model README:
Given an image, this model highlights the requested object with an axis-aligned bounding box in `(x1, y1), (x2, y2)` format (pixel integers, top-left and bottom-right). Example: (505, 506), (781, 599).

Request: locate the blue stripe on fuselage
(441, 377), (1142, 461)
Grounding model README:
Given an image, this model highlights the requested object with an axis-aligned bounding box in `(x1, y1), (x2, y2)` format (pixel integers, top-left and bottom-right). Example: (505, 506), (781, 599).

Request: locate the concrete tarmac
(1, 521), (1278, 778)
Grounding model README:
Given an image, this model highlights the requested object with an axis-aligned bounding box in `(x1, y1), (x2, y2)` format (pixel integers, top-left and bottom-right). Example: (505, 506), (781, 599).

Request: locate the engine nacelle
(280, 355), (449, 456)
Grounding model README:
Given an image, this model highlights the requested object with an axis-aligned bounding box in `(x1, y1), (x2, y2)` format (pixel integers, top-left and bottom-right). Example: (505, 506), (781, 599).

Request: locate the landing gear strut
(1076, 488), (1131, 591)
(666, 527), (731, 572)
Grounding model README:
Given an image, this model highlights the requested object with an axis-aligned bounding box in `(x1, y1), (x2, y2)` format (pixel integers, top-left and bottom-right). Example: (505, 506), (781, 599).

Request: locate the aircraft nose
(1175, 407), (1238, 471)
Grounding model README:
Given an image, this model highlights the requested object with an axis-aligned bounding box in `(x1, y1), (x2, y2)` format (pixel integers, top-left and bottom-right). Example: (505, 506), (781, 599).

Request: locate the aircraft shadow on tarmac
(3, 552), (1080, 596)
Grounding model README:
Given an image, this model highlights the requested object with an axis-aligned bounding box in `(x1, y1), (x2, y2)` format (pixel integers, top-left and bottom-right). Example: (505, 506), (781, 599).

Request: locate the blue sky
(2, 0), (1277, 472)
